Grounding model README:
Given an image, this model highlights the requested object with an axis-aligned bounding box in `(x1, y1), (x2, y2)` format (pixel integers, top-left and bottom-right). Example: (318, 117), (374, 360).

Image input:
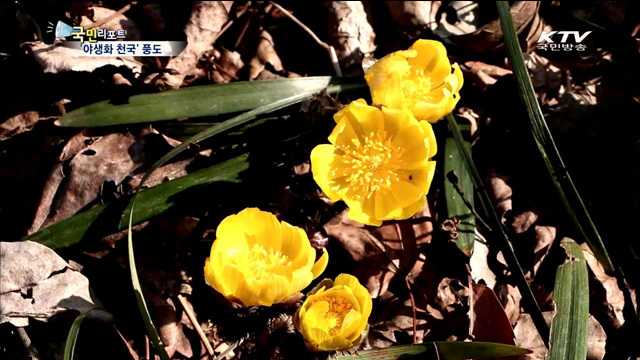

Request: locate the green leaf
(155, 115), (288, 141)
(446, 113), (549, 347)
(334, 342), (531, 360)
(128, 217), (170, 360)
(496, 1), (614, 273)
(548, 238), (589, 360)
(444, 122), (475, 256)
(63, 312), (88, 360)
(59, 77), (362, 127)
(25, 154), (249, 249)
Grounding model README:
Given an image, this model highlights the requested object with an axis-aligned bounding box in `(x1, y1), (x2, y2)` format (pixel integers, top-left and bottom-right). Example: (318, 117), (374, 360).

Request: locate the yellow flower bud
(310, 99), (437, 226)
(365, 39), (464, 123)
(204, 208), (329, 307)
(294, 274), (372, 352)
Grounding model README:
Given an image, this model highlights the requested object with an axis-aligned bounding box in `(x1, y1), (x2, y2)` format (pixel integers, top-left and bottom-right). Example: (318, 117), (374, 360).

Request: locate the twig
(144, 335), (150, 360)
(466, 265), (475, 341)
(395, 222), (418, 344)
(17, 327), (39, 360)
(363, 231), (400, 273)
(177, 294), (215, 359)
(269, 1), (342, 77)
(405, 276), (419, 344)
(114, 327), (140, 360)
(87, 2), (138, 30)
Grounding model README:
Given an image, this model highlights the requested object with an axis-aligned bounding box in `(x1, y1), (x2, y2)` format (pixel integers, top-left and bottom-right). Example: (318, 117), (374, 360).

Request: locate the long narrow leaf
(63, 312), (88, 360)
(59, 77), (360, 127)
(446, 113), (549, 346)
(25, 154), (249, 249)
(334, 342), (531, 360)
(125, 81), (362, 360)
(496, 1), (614, 273)
(444, 122), (475, 256)
(548, 238), (589, 360)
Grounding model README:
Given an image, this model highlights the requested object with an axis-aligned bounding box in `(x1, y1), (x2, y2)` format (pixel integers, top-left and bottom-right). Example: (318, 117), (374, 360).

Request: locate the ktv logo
(536, 31), (592, 52)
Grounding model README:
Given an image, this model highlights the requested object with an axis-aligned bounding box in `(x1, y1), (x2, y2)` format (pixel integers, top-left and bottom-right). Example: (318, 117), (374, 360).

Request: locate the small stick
(87, 2), (138, 30)
(395, 222), (418, 344)
(17, 327), (40, 360)
(269, 1), (342, 77)
(114, 327), (140, 360)
(144, 335), (150, 360)
(177, 294), (215, 358)
(405, 276), (419, 344)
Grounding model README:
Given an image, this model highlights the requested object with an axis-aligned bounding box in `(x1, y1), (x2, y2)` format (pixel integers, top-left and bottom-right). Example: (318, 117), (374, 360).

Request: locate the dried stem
(177, 295), (215, 358)
(87, 1), (138, 30)
(405, 276), (419, 344)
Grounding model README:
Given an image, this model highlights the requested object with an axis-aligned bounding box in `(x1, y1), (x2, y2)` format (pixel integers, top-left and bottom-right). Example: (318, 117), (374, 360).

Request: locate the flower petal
(420, 121), (437, 158)
(365, 50), (415, 109)
(311, 248), (329, 279)
(319, 336), (354, 351)
(334, 274), (372, 320)
(374, 188), (403, 220)
(408, 39), (451, 84)
(310, 144), (342, 202)
(339, 309), (364, 341)
(279, 221), (309, 267)
(390, 180), (424, 208)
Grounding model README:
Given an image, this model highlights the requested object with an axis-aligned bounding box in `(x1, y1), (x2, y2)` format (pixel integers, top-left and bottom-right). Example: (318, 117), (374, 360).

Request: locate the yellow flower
(365, 39), (463, 123)
(294, 274), (372, 352)
(310, 99), (437, 226)
(204, 208), (329, 307)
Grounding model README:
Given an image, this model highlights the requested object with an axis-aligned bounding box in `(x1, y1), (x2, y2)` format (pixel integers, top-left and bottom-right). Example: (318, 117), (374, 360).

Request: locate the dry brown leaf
(211, 47), (244, 83)
(514, 312), (606, 360)
(147, 292), (193, 358)
(495, 283), (522, 325)
(30, 131), (189, 232)
(368, 297), (429, 347)
(586, 315), (607, 360)
(487, 169), (512, 223)
(0, 111), (54, 141)
(463, 61), (512, 90)
(36, 132), (140, 229)
(525, 52), (562, 90)
(326, 1), (376, 76)
(28, 132), (97, 234)
(513, 312), (552, 360)
(160, 1), (233, 88)
(580, 243), (628, 330)
(324, 203), (432, 298)
(386, 1), (440, 40)
(249, 30), (284, 80)
(470, 234), (497, 288)
(471, 283), (516, 345)
(0, 241), (95, 327)
(440, 2), (543, 53)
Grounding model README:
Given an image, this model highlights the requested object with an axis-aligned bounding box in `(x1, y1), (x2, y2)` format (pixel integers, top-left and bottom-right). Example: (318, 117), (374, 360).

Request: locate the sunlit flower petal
(294, 274), (372, 352)
(204, 208), (328, 306)
(365, 39), (464, 123)
(311, 100), (437, 226)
